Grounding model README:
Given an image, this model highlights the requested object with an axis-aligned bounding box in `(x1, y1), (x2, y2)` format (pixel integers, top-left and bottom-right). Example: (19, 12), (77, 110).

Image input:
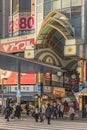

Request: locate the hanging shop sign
(43, 86), (52, 93)
(64, 39), (84, 59)
(53, 87), (65, 97)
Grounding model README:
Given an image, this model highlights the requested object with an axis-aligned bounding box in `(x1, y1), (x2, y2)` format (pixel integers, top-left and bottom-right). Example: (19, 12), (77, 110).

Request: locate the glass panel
(44, 2), (51, 13)
(75, 28), (81, 38)
(62, 8), (71, 19)
(71, 6), (81, 16)
(19, 0), (31, 12)
(71, 6), (81, 38)
(71, 16), (81, 38)
(52, 0), (61, 10)
(62, 0), (70, 8)
(71, 0), (81, 6)
(44, 0), (51, 2)
(71, 16), (81, 27)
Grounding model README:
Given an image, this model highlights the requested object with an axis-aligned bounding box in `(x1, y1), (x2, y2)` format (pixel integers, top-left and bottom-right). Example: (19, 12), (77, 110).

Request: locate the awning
(0, 92), (35, 99)
(78, 88), (87, 96)
(0, 51), (64, 73)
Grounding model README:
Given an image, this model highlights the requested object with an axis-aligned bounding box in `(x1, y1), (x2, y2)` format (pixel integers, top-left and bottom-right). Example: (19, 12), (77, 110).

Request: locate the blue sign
(79, 85), (84, 91)
(38, 85), (41, 91)
(16, 89), (21, 94)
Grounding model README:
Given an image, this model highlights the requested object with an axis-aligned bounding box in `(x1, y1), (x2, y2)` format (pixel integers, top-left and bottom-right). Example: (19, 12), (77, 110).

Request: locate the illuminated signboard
(0, 71), (36, 85)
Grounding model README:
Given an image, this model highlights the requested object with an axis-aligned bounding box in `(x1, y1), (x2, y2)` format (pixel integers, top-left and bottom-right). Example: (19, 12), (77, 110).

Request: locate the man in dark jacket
(46, 103), (52, 124)
(4, 104), (12, 121)
(15, 103), (22, 119)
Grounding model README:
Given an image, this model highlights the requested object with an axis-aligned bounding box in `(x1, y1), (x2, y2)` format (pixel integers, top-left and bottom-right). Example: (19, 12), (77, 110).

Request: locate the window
(44, 1), (52, 17)
(62, 0), (70, 8)
(52, 0), (61, 10)
(44, 2), (51, 13)
(62, 8), (71, 19)
(19, 0), (31, 12)
(71, 0), (81, 7)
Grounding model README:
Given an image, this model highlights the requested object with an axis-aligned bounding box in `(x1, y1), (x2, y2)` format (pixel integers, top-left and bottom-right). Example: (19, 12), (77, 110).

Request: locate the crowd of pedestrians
(3, 100), (77, 123)
(4, 102), (22, 122)
(34, 100), (76, 125)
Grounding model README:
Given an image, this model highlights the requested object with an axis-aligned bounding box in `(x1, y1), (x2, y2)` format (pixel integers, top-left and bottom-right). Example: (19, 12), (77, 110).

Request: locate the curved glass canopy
(36, 10), (74, 59)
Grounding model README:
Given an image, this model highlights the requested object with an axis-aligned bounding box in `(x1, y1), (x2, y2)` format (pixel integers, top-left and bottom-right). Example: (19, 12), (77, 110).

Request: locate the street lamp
(1, 78), (8, 114)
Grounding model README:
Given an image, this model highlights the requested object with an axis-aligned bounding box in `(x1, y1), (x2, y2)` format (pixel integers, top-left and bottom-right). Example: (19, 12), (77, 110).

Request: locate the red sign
(0, 36), (34, 53)
(64, 77), (78, 85)
(45, 73), (51, 80)
(0, 71), (36, 85)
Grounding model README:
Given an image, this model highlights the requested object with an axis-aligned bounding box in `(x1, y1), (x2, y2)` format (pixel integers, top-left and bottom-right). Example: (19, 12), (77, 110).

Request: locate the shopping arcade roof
(0, 11), (75, 74)
(36, 10), (74, 59)
(0, 51), (64, 73)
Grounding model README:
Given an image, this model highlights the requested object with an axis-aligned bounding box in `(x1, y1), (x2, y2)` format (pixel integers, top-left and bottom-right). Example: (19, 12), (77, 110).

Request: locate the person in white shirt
(59, 103), (64, 118)
(69, 105), (75, 120)
(39, 103), (46, 122)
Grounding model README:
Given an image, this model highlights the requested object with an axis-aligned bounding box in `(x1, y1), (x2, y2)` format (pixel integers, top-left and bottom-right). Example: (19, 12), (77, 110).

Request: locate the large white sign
(0, 34), (35, 53)
(6, 85), (35, 92)
(8, 12), (35, 36)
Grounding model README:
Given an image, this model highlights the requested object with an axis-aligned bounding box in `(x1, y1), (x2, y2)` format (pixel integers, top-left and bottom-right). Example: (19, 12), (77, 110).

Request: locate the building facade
(1, 0), (87, 42)
(0, 0), (10, 38)
(0, 0), (87, 110)
(0, 0), (86, 87)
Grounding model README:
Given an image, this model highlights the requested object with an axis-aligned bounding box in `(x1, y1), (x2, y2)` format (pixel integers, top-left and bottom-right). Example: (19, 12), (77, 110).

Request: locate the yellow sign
(64, 45), (76, 56)
(53, 87), (65, 97)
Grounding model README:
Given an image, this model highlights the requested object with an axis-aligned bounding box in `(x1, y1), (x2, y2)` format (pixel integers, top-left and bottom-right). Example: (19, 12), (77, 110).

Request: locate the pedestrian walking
(10, 103), (16, 119)
(25, 102), (29, 116)
(46, 103), (52, 125)
(35, 105), (39, 122)
(39, 103), (45, 122)
(4, 104), (12, 122)
(59, 103), (64, 118)
(69, 105), (75, 120)
(14, 103), (22, 119)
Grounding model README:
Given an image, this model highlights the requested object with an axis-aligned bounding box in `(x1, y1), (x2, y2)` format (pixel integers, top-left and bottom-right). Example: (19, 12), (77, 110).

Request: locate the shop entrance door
(82, 96), (87, 118)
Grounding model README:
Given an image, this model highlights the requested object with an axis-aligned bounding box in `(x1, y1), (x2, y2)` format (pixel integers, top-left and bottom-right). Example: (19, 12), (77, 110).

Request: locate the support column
(16, 60), (21, 104)
(79, 60), (84, 84)
(37, 72), (43, 107)
(77, 60), (85, 118)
